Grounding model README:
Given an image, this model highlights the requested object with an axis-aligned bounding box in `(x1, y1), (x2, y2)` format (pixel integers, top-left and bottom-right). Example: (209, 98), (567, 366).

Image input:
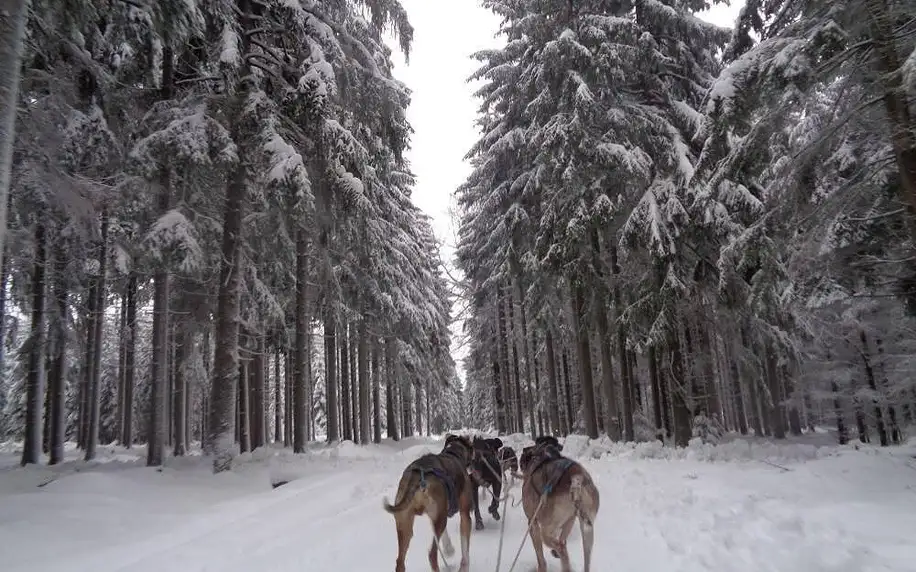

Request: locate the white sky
(387, 0), (747, 377)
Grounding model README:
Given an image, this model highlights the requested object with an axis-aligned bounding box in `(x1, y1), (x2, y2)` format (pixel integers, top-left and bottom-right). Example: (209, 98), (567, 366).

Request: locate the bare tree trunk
(148, 186), (171, 467)
(545, 328), (561, 435)
(238, 357), (250, 453)
(78, 285), (96, 449)
(251, 336), (266, 449)
(561, 348), (574, 434)
(173, 325), (187, 456)
(761, 341), (786, 439)
(349, 328), (359, 443)
(401, 377), (413, 437)
(669, 324), (692, 447)
(859, 330), (888, 446)
(274, 346), (282, 443)
(648, 345), (664, 441)
(0, 0), (29, 263)
(594, 301), (619, 440)
(0, 231), (8, 395)
(85, 213), (108, 461)
(371, 338), (381, 443)
(116, 284), (127, 443)
(385, 337), (399, 440)
(324, 315), (339, 442)
(340, 322), (352, 441)
(358, 320), (369, 444)
(513, 276), (537, 438)
(490, 314), (508, 433)
(571, 279), (599, 438)
(118, 274), (136, 447)
(496, 288), (513, 432)
(21, 220), (47, 466)
(48, 241), (67, 465)
(285, 351), (293, 447)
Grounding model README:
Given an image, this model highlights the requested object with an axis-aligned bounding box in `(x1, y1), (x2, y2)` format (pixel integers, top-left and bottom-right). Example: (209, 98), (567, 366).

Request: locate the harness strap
(416, 466), (459, 517)
(541, 458), (575, 495)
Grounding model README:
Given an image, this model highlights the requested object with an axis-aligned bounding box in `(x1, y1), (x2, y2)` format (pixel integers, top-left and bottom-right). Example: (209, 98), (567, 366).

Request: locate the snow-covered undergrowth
(1, 431), (915, 571)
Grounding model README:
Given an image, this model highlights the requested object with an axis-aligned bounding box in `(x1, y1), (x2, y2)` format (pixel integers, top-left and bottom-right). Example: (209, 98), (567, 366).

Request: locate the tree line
(456, 0), (916, 447)
(0, 0), (461, 471)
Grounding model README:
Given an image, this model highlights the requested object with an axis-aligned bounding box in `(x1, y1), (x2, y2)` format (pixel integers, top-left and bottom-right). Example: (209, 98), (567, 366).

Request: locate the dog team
(383, 433), (600, 572)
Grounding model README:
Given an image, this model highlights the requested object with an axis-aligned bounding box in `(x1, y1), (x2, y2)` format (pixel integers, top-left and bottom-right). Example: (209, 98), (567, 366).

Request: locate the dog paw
(475, 520), (485, 531)
(491, 512), (500, 521)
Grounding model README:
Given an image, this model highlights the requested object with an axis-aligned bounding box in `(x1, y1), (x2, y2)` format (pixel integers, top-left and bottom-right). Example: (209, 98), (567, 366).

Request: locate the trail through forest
(1, 433), (914, 572)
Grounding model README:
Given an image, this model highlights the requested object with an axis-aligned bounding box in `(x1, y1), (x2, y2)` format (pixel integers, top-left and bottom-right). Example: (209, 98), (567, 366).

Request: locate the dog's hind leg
(428, 510), (449, 572)
(394, 510), (414, 572)
(546, 516), (575, 561)
(580, 513), (594, 572)
(472, 482), (485, 530)
(458, 502), (472, 572)
(529, 520), (548, 572)
(488, 478), (502, 520)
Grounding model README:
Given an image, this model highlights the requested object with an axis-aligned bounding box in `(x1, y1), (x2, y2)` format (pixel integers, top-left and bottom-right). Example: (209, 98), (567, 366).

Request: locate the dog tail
(383, 472), (421, 514)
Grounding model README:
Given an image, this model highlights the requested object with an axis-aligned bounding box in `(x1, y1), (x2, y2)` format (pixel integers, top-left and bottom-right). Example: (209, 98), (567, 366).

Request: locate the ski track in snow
(1, 433), (915, 572)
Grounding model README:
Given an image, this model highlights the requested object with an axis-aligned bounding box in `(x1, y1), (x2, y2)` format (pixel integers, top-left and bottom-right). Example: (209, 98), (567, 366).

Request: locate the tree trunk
(78, 284), (96, 449)
(274, 346), (282, 443)
(358, 320), (370, 444)
(385, 337), (399, 440)
(340, 322), (352, 441)
(173, 325), (187, 456)
(371, 338), (381, 443)
(285, 351), (293, 447)
(763, 341), (786, 439)
(496, 288), (513, 432)
(350, 328), (359, 443)
(85, 212), (108, 461)
(147, 182), (171, 468)
(401, 377), (413, 437)
(21, 220), (46, 466)
(594, 301), (619, 440)
(238, 357), (250, 453)
(648, 345), (664, 441)
(116, 284), (127, 444)
(251, 336), (266, 449)
(490, 315), (508, 433)
(0, 230), (8, 399)
(0, 0), (29, 263)
(859, 330), (888, 446)
(669, 324), (692, 447)
(506, 288), (525, 433)
(571, 279), (599, 438)
(48, 241), (67, 465)
(121, 274), (137, 447)
(561, 348), (574, 434)
(324, 315), (339, 442)
(513, 276), (537, 438)
(545, 328), (561, 435)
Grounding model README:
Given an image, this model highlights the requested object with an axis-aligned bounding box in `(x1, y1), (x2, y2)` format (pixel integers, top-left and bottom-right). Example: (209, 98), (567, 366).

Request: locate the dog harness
(528, 450), (576, 496)
(418, 467), (459, 517)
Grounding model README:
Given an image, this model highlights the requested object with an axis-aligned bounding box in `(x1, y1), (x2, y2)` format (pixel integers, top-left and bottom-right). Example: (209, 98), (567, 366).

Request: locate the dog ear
(490, 438), (504, 449)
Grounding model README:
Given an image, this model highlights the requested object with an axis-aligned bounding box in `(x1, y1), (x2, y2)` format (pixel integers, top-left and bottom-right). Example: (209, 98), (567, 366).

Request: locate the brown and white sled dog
(519, 437), (600, 572)
(383, 434), (476, 572)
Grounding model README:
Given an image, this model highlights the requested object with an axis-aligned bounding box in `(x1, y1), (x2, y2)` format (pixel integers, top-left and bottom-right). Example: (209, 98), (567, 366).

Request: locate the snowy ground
(1, 431), (916, 572)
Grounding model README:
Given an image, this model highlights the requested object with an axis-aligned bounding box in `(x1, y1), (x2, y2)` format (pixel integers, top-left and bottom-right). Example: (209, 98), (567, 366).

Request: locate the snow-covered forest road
(2, 433), (915, 572)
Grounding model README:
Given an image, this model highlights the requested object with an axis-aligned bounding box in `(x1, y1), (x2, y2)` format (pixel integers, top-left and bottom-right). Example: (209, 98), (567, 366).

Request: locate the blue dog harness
(418, 467), (459, 517)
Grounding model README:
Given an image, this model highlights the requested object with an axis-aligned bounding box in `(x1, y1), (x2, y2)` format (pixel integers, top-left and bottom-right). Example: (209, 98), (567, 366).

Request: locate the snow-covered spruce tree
(691, 0), (916, 443)
(459, 0), (730, 443)
(0, 0), (30, 263)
